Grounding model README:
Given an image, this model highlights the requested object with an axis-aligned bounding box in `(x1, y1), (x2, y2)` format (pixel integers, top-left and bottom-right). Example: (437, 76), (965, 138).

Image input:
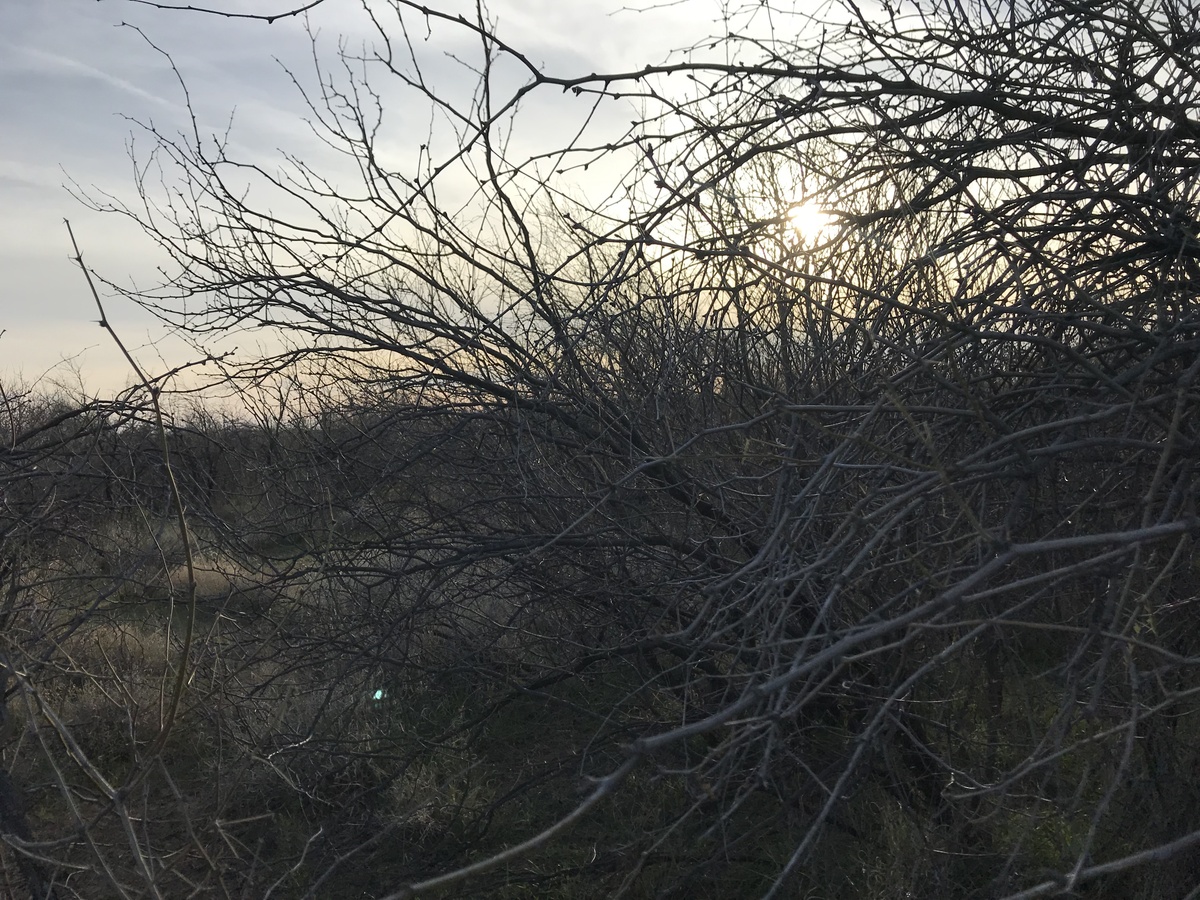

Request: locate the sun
(786, 202), (834, 241)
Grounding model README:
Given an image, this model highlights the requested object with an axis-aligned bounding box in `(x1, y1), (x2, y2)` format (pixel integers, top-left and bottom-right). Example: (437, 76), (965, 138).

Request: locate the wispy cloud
(0, 155), (66, 191)
(1, 39), (179, 110)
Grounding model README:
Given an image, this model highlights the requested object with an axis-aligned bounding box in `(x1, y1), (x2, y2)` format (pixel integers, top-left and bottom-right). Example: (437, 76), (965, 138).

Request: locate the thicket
(3, 0), (1200, 896)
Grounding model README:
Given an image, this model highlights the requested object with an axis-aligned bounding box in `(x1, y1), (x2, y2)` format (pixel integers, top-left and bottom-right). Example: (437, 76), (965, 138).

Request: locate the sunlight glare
(787, 202), (834, 241)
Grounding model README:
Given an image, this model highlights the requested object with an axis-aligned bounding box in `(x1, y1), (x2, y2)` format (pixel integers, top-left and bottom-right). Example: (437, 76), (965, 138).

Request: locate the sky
(0, 0), (724, 397)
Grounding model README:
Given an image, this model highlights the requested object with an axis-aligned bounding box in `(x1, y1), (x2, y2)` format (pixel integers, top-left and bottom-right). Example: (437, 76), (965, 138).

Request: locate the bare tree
(58, 0), (1200, 896)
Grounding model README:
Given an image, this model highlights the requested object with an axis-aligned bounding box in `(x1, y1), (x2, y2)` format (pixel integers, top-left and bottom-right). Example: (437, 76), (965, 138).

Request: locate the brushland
(5, 0), (1200, 895)
(2, 311), (1199, 899)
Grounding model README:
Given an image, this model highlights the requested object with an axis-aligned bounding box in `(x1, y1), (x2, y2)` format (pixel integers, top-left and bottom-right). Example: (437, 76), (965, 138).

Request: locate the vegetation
(3, 0), (1200, 896)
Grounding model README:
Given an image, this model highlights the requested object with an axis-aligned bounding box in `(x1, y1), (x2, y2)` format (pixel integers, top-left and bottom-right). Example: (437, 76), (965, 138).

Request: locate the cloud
(1, 40), (179, 110)
(0, 155), (65, 192)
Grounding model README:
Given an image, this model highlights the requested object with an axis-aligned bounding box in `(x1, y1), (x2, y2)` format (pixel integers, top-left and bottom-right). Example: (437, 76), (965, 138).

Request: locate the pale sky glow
(0, 0), (733, 396)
